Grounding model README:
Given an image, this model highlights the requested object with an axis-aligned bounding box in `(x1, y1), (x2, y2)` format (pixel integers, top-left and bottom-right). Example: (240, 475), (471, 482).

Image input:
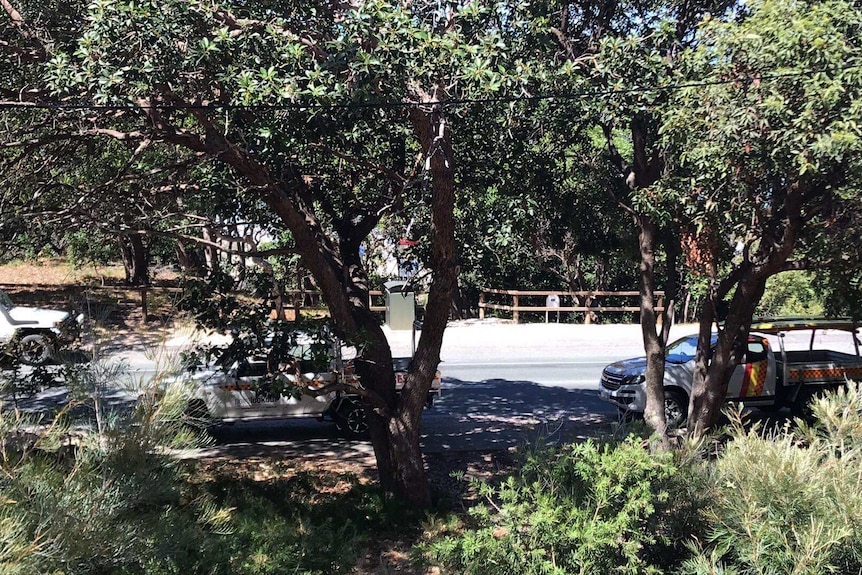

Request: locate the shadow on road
(423, 377), (618, 451)
(186, 377), (621, 462)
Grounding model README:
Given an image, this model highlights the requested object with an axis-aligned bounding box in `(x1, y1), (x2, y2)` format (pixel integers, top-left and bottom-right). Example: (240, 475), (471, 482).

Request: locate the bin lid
(384, 280), (412, 293)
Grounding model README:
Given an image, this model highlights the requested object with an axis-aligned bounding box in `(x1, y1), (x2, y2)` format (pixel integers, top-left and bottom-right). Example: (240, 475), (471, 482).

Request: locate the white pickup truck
(162, 332), (442, 436)
(0, 288), (84, 365)
(599, 319), (862, 427)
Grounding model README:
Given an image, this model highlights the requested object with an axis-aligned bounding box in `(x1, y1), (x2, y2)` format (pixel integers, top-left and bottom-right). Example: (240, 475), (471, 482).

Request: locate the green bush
(682, 385), (862, 575)
(756, 271), (824, 318)
(0, 367), (230, 575)
(0, 359), (420, 575)
(420, 437), (707, 575)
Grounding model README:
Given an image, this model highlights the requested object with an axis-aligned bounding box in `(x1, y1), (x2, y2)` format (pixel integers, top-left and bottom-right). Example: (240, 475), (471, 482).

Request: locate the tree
(1, 0), (545, 505)
(550, 0), (735, 442)
(662, 0), (862, 434)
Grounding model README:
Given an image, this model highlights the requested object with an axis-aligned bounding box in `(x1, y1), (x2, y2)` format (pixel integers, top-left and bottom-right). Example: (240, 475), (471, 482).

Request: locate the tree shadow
(422, 377), (618, 452)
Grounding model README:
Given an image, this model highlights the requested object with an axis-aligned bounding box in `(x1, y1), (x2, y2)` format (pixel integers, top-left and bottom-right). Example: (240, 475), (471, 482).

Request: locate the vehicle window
(0, 290), (12, 309)
(237, 360), (268, 378)
(746, 341), (768, 363)
(666, 334), (716, 364)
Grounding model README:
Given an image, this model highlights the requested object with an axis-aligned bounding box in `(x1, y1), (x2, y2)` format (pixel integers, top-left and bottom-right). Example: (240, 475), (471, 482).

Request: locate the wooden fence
(0, 283), (387, 324)
(278, 289), (386, 315)
(478, 288), (665, 324)
(3, 282), (663, 325)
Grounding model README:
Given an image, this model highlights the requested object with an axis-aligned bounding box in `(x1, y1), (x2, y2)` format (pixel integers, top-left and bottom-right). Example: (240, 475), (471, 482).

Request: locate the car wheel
(335, 398), (368, 438)
(18, 333), (54, 366)
(183, 398), (210, 421)
(664, 388), (688, 429)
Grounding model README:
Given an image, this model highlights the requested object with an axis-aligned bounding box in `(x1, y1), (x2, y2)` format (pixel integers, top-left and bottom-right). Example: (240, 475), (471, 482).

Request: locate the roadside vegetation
(420, 386), (862, 574)
(3, 0), (862, 570)
(4, 347), (862, 574)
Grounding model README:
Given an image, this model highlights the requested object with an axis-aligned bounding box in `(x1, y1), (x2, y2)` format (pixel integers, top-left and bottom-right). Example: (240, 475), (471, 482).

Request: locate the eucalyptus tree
(662, 0), (862, 434)
(543, 0), (736, 441)
(1, 0), (548, 505)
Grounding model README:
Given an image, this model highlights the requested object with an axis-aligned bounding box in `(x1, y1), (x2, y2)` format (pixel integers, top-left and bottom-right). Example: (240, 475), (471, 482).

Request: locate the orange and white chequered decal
(788, 366), (862, 382)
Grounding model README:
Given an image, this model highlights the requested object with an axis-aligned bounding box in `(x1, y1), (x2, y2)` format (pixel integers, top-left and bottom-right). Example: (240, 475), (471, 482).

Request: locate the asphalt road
(7, 321), (857, 459)
(2, 350), (623, 458)
(189, 358), (620, 461)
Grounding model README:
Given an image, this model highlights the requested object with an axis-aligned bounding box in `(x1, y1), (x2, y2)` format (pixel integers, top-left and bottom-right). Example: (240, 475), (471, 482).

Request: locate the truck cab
(599, 319), (862, 427)
(599, 333), (776, 427)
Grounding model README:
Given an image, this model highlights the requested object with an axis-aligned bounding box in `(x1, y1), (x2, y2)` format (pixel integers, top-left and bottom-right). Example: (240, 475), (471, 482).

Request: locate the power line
(1, 63), (860, 112)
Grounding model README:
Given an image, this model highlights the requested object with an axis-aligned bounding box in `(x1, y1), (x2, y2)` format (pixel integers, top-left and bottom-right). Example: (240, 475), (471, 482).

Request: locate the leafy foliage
(420, 437), (706, 574)
(683, 387), (862, 574)
(755, 271), (824, 318)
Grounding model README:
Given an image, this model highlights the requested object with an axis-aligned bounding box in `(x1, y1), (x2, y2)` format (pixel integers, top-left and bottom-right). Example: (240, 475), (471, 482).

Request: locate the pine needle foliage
(420, 436), (707, 575)
(681, 384), (862, 575)
(0, 364), (231, 575)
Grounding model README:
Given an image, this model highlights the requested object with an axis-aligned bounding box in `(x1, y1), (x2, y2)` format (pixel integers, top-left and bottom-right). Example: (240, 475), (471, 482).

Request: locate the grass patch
(199, 469), (425, 575)
(0, 258), (127, 285)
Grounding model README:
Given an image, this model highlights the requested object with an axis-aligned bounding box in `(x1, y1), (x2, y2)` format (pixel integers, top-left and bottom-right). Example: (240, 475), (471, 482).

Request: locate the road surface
(5, 321), (857, 458)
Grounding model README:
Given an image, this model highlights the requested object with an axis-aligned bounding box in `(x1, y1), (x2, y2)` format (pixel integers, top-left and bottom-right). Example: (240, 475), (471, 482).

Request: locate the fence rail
(478, 288), (665, 324)
(3, 282), (663, 325)
(0, 284), (387, 323)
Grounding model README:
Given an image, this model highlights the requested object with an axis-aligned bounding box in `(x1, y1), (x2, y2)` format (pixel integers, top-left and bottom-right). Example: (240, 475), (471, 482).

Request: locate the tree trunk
(118, 233), (149, 286)
(201, 227), (219, 271)
(174, 240), (201, 272)
(690, 272), (767, 436)
(688, 182), (805, 437)
(390, 90), (459, 506)
(148, 105), (457, 507)
(626, 113), (673, 445)
(637, 215), (669, 446)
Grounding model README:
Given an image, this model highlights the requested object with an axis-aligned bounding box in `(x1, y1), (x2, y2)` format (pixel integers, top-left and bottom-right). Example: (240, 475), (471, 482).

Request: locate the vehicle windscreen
(666, 336), (696, 364)
(0, 290), (12, 309)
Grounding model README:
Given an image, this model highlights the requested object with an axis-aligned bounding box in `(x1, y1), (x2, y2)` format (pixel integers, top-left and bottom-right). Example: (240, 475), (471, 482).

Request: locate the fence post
(479, 291), (485, 320)
(656, 295), (664, 326)
(140, 287), (148, 324)
(513, 294), (519, 324)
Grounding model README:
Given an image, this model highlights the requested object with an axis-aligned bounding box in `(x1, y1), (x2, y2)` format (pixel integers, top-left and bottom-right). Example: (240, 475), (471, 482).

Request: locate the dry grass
(0, 259), (126, 285)
(0, 259), (178, 286)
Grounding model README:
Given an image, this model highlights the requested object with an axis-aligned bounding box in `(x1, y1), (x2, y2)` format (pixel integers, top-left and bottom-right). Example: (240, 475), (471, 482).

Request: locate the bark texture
(688, 183), (806, 437)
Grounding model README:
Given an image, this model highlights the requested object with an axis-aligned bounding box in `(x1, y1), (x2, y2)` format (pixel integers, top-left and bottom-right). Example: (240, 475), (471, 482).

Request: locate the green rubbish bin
(384, 280), (415, 331)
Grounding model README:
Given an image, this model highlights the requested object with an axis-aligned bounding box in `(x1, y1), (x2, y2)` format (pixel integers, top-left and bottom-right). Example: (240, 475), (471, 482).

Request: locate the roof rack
(749, 318), (859, 333)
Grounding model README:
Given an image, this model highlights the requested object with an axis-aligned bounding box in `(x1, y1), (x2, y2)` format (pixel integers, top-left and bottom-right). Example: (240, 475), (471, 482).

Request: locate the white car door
(219, 358), (306, 419)
(726, 338), (776, 400)
(0, 291), (17, 344)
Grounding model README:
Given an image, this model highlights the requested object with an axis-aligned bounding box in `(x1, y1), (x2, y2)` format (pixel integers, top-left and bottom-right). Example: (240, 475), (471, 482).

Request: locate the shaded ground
(0, 267), (619, 573)
(194, 445), (519, 575)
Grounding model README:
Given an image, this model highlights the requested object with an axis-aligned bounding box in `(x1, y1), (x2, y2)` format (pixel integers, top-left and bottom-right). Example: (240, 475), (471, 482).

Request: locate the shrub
(420, 437), (707, 575)
(0, 364), (230, 575)
(682, 385), (862, 575)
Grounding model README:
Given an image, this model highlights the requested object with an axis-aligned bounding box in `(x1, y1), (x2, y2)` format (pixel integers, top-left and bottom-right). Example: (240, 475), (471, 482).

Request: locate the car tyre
(664, 388), (688, 429)
(334, 397), (368, 438)
(790, 386), (829, 422)
(18, 333), (54, 366)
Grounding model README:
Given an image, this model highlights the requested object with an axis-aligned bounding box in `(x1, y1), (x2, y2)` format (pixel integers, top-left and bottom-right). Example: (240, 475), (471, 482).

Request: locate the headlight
(621, 374), (645, 385)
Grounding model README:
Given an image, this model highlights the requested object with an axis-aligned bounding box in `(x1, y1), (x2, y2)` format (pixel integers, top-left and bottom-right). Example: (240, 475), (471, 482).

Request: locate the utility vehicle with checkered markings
(599, 319), (862, 427)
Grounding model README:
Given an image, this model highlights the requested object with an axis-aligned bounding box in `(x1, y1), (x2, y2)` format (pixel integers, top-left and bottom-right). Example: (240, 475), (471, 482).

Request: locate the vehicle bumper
(54, 313), (85, 344)
(598, 383), (647, 414)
